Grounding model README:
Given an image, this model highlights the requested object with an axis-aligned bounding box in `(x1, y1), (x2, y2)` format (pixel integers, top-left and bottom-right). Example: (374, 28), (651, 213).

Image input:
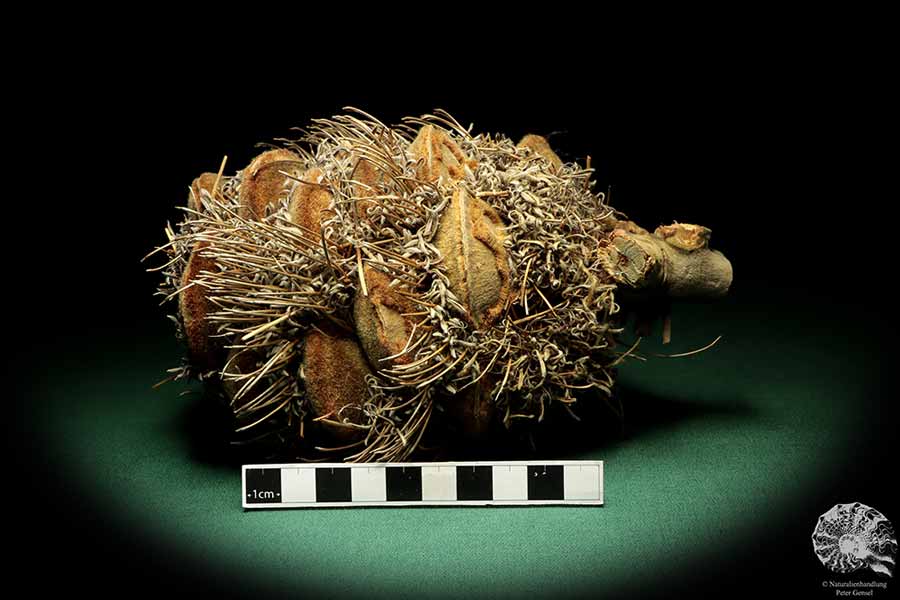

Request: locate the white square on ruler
(421, 465), (456, 501)
(351, 466), (386, 502)
(564, 464), (602, 501)
(281, 467), (316, 503)
(492, 465), (527, 500)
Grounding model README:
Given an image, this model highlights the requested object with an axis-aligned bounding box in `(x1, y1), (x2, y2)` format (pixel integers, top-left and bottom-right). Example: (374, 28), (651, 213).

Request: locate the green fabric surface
(31, 291), (876, 599)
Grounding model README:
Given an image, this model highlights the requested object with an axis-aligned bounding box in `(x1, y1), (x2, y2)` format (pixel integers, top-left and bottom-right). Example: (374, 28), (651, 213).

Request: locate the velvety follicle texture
(301, 328), (371, 440)
(434, 187), (511, 328)
(517, 134), (563, 171)
(349, 156), (385, 219)
(188, 172), (220, 213)
(409, 124), (476, 184)
(288, 167), (333, 235)
(239, 148), (302, 220)
(178, 241), (220, 370)
(353, 267), (417, 368)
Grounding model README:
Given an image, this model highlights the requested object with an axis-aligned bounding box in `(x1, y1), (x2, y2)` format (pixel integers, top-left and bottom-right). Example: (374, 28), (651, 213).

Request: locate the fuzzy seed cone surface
(149, 109), (730, 461)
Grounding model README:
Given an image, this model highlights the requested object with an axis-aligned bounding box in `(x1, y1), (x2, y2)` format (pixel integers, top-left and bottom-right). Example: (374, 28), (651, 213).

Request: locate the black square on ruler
(245, 468), (282, 504)
(385, 466), (422, 501)
(527, 465), (564, 500)
(315, 467), (352, 502)
(456, 465), (493, 501)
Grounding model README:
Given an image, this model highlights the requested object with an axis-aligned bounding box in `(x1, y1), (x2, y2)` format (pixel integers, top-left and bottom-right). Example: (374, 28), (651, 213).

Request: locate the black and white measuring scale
(243, 460), (603, 508)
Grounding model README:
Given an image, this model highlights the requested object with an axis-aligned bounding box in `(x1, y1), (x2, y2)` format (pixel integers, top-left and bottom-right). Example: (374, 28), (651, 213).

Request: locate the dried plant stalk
(598, 223), (732, 298)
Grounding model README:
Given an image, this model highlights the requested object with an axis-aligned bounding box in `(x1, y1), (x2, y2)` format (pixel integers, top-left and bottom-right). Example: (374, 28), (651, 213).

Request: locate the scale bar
(243, 460), (603, 508)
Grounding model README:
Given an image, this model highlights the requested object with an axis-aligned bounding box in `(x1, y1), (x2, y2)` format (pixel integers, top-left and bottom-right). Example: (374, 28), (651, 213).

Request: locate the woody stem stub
(599, 223), (733, 299)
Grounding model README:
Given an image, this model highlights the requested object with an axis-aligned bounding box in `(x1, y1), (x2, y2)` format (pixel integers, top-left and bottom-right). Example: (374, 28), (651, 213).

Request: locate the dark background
(9, 30), (896, 599)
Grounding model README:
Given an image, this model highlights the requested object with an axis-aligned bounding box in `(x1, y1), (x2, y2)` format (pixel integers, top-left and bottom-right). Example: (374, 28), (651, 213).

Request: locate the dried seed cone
(179, 241), (220, 370)
(188, 172), (220, 213)
(239, 149), (301, 220)
(149, 109), (734, 462)
(301, 328), (370, 440)
(354, 267), (416, 368)
(434, 187), (511, 328)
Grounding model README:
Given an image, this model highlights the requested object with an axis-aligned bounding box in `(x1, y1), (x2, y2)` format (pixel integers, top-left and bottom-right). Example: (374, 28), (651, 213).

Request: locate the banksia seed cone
(147, 108), (732, 461)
